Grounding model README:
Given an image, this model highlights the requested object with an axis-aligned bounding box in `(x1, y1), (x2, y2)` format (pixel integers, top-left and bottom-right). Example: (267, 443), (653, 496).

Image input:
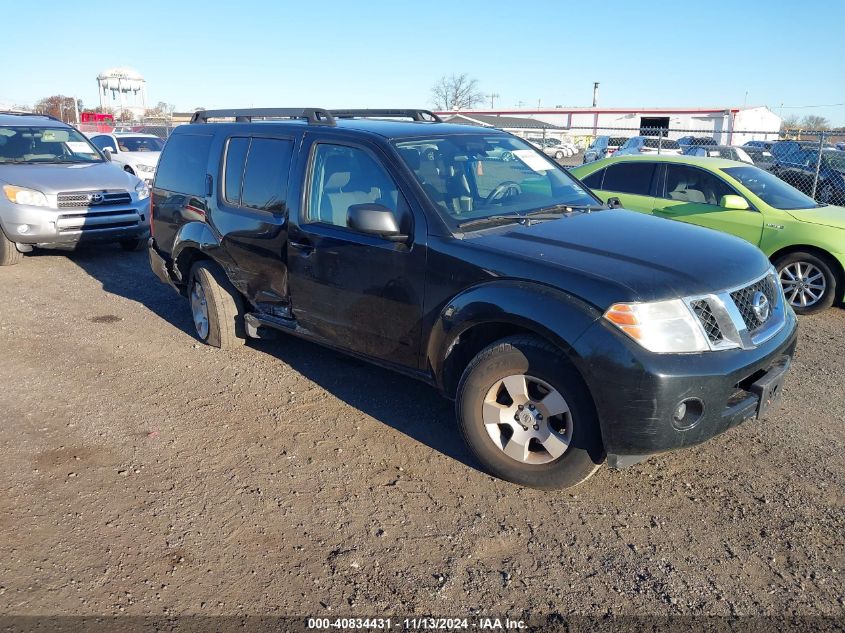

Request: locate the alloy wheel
(482, 374), (572, 465)
(779, 261), (826, 308)
(190, 281), (210, 339)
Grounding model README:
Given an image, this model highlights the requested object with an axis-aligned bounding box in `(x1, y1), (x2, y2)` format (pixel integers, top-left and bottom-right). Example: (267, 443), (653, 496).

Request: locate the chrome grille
(690, 299), (723, 344)
(57, 190), (132, 209)
(730, 275), (779, 333)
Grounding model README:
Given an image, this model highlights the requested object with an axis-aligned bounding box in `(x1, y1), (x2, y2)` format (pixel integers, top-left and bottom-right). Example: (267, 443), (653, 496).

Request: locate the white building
(97, 67), (147, 120)
(437, 106), (782, 146)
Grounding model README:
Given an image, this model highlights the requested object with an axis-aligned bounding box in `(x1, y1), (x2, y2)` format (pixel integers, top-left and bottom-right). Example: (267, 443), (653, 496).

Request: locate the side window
(664, 165), (736, 206)
(306, 144), (402, 230)
(91, 135), (115, 152)
(241, 138), (293, 212)
(580, 168), (605, 189)
(155, 134), (213, 196)
(602, 162), (655, 195)
(223, 137), (249, 204)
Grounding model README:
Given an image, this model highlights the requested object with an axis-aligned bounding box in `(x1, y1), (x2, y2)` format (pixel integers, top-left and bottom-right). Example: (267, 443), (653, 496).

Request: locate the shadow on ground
(61, 245), (477, 472)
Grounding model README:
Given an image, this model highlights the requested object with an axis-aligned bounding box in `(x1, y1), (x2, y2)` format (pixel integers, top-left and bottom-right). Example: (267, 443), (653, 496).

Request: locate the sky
(2, 0), (844, 124)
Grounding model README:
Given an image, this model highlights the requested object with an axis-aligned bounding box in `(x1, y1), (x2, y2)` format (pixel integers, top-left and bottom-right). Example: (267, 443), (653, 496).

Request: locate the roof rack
(331, 109), (442, 123)
(0, 110), (64, 123)
(190, 108), (335, 126)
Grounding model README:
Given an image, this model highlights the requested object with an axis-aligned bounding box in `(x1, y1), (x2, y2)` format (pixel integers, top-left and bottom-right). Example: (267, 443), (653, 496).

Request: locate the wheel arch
(427, 280), (602, 399)
(769, 244), (844, 300)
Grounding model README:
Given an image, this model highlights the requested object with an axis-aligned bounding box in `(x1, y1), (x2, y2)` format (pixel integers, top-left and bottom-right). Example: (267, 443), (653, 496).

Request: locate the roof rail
(0, 110), (64, 123)
(330, 109), (442, 123)
(189, 108), (335, 126)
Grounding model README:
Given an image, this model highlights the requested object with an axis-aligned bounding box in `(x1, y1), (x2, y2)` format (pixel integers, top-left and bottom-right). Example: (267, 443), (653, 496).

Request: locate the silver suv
(0, 112), (151, 265)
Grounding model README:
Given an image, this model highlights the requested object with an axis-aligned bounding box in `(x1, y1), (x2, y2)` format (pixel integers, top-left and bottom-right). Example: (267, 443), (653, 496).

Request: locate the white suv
(87, 132), (163, 184)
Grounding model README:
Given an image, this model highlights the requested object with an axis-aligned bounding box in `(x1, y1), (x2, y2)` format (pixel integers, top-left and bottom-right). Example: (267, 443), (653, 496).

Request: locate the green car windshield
(722, 165), (818, 210)
(393, 135), (599, 225)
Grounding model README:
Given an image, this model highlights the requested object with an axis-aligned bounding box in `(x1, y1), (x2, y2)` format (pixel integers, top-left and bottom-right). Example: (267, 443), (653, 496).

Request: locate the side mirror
(103, 147), (114, 161)
(720, 194), (750, 210)
(347, 203), (408, 242)
(607, 197), (623, 209)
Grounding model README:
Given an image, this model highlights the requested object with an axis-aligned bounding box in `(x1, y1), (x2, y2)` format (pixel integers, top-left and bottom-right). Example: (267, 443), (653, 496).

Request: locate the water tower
(97, 67), (147, 120)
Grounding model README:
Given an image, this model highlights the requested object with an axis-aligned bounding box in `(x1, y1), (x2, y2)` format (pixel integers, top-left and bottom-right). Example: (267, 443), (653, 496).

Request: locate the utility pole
(592, 82), (600, 107)
(486, 93), (500, 109)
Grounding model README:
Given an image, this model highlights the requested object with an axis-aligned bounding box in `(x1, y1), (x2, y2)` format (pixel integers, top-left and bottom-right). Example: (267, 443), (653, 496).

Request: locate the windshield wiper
(530, 202), (606, 214)
(458, 214), (540, 230)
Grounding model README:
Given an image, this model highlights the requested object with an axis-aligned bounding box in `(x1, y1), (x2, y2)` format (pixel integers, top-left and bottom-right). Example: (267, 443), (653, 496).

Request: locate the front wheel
(554, 150), (564, 160)
(188, 261), (246, 349)
(123, 165), (135, 175)
(0, 229), (24, 266)
(775, 251), (840, 314)
(456, 335), (604, 489)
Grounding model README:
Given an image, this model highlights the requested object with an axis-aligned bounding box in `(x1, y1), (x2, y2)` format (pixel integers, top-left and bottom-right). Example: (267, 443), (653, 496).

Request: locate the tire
(123, 166), (135, 175)
(119, 238), (143, 252)
(188, 261), (246, 349)
(0, 229), (24, 266)
(554, 151), (564, 160)
(456, 335), (604, 489)
(775, 251), (840, 315)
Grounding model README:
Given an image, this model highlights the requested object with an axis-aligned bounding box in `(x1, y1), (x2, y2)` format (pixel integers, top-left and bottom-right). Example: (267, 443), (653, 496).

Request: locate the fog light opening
(16, 224), (30, 234)
(672, 398), (704, 430)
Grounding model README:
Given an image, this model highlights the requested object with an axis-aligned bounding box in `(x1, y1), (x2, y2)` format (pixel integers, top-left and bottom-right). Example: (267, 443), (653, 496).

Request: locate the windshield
(723, 165), (818, 210)
(393, 134), (599, 225)
(0, 126), (103, 164)
(117, 136), (164, 152)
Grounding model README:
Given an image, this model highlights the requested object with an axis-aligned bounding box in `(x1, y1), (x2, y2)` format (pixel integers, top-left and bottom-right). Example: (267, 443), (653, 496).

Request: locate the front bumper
(0, 199), (150, 246)
(572, 307), (798, 465)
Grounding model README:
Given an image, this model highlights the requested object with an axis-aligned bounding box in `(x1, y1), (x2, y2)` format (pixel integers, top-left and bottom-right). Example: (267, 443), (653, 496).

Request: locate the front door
(652, 163), (764, 246)
(287, 139), (427, 368)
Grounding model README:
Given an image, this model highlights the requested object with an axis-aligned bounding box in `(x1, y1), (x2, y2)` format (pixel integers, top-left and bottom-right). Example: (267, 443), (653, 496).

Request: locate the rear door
(652, 163), (764, 245)
(286, 136), (427, 368)
(589, 161), (658, 212)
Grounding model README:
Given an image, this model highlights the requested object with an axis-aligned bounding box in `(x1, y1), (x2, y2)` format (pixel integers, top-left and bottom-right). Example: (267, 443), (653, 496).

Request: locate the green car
(571, 155), (845, 314)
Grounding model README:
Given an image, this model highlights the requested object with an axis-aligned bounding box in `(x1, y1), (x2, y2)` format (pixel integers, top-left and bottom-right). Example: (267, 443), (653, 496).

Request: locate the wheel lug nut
(517, 405), (524, 410)
(533, 424), (539, 431)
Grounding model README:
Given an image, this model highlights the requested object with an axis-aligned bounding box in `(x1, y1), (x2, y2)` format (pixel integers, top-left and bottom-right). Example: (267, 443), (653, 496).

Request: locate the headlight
(604, 299), (709, 353)
(135, 180), (150, 201)
(2, 185), (49, 207)
(135, 163), (155, 173)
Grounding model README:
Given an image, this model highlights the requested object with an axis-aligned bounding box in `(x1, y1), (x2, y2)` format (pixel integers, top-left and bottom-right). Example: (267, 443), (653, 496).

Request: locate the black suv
(148, 108), (797, 489)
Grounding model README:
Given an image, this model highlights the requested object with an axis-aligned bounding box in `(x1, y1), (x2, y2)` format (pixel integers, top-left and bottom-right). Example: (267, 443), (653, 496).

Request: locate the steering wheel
(483, 181), (522, 206)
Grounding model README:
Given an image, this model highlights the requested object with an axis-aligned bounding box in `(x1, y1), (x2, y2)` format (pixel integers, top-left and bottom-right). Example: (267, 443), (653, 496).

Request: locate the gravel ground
(0, 246), (843, 623)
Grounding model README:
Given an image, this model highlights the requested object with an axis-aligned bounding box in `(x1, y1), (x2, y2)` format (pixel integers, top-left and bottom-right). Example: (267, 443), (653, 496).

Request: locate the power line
(778, 102), (845, 109)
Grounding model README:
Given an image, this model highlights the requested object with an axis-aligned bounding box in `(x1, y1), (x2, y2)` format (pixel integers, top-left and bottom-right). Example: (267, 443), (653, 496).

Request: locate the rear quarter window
(601, 162), (656, 195)
(155, 133), (213, 195)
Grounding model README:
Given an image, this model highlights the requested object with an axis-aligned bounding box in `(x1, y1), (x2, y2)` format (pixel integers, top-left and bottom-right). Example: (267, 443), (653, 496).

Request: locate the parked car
(148, 107), (796, 489)
(0, 111), (150, 265)
(744, 140), (774, 150)
(743, 147), (775, 170)
(582, 136), (627, 163)
(677, 136), (717, 148)
(527, 137), (577, 160)
(769, 147), (845, 206)
(615, 136), (682, 156)
(571, 154), (845, 313)
(682, 145), (754, 164)
(87, 132), (163, 184)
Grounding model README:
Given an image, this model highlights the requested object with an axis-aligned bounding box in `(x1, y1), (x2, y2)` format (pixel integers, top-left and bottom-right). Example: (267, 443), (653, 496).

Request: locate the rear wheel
(456, 335), (604, 489)
(0, 229), (24, 266)
(554, 150), (564, 160)
(775, 251), (839, 314)
(188, 261), (246, 349)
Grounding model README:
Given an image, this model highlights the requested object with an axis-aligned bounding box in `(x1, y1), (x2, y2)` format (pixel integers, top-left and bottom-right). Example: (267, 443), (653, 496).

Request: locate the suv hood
(785, 204), (845, 230)
(466, 209), (771, 305)
(0, 162), (139, 194)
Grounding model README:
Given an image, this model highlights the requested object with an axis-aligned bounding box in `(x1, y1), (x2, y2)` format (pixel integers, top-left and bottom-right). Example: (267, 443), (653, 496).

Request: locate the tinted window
(580, 168), (605, 189)
(240, 138), (293, 212)
(723, 165), (817, 210)
(155, 134), (213, 195)
(643, 138), (680, 150)
(602, 162), (655, 195)
(307, 144), (402, 229)
(90, 135), (116, 151)
(664, 164), (735, 205)
(223, 137), (249, 205)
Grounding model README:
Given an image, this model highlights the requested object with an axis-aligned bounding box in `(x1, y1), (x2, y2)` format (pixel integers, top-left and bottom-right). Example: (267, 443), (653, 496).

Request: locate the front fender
(426, 280), (603, 391)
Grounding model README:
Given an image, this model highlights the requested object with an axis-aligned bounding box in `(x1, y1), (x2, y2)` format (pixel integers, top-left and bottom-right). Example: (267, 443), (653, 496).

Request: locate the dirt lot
(0, 246), (843, 622)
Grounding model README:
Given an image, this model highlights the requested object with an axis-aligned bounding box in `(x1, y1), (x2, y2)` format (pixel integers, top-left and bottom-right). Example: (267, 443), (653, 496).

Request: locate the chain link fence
(76, 117), (179, 140)
(510, 125), (845, 207)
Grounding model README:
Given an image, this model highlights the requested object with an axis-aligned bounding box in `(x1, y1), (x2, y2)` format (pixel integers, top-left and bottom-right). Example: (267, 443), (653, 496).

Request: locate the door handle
(290, 239), (315, 255)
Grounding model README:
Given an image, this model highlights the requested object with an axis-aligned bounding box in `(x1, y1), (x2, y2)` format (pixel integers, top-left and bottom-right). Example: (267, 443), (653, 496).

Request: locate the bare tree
(781, 114), (801, 131)
(431, 73), (483, 111)
(801, 114), (830, 131)
(34, 95), (78, 123)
